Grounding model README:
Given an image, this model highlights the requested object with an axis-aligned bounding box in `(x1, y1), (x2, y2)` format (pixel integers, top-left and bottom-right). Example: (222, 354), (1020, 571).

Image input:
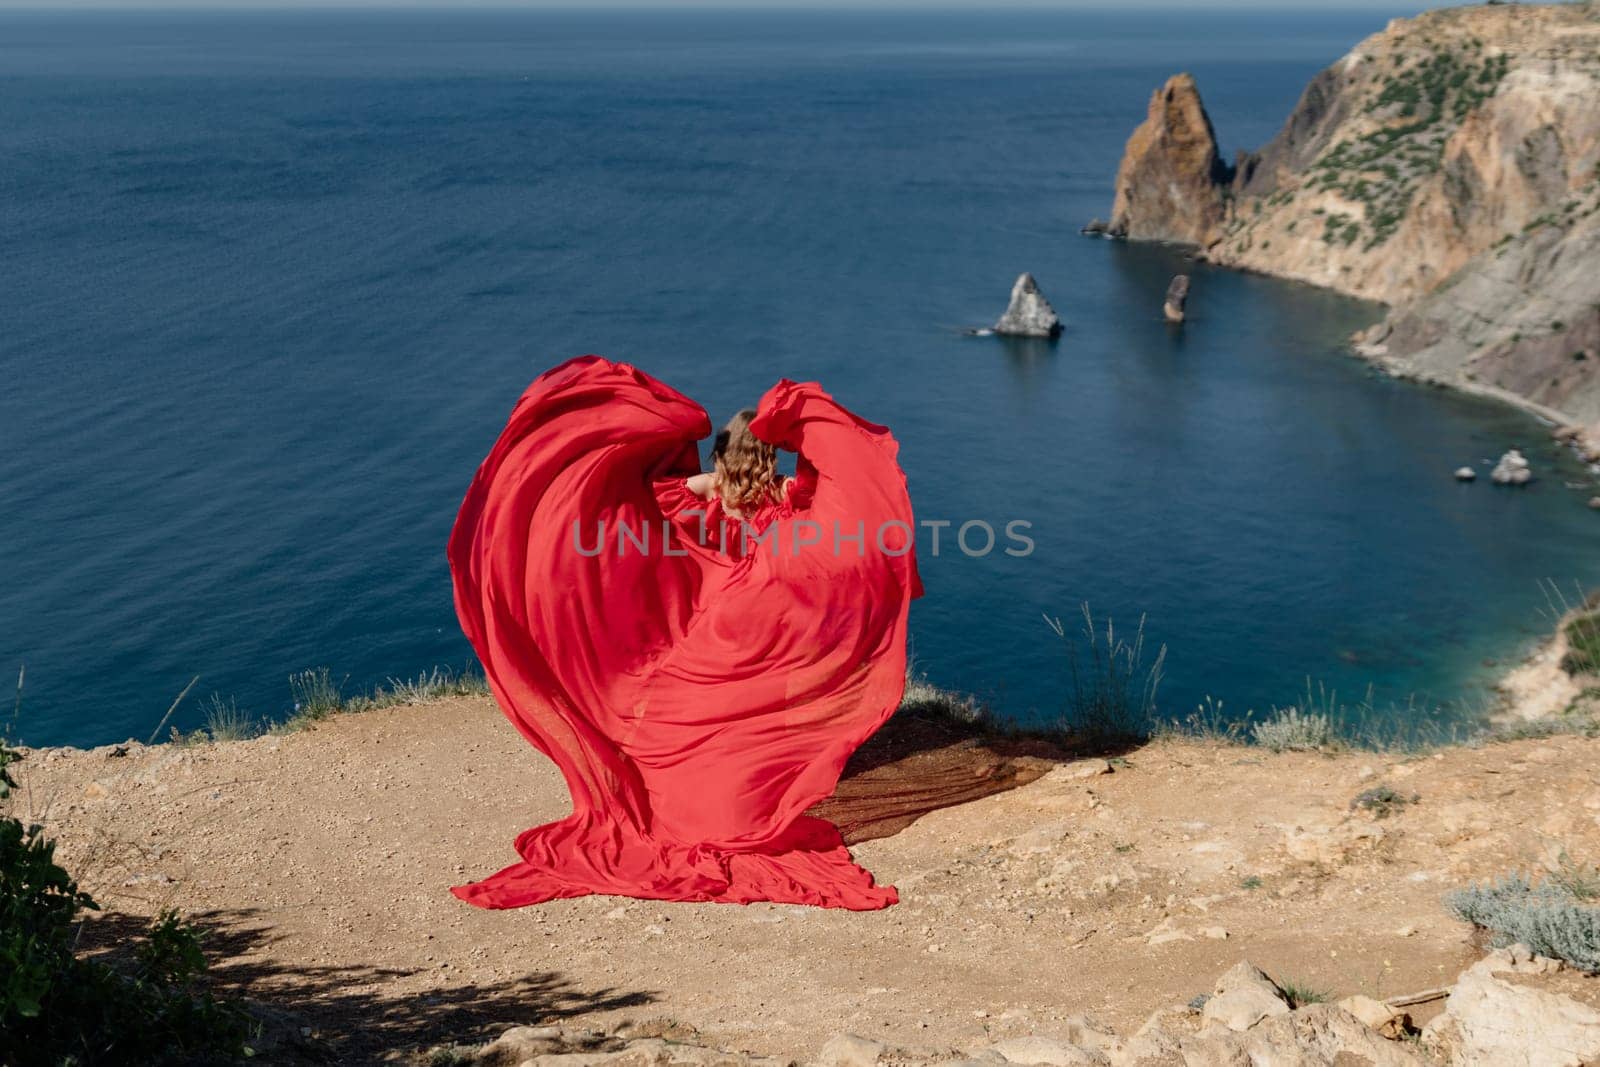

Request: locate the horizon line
(0, 1), (1465, 10)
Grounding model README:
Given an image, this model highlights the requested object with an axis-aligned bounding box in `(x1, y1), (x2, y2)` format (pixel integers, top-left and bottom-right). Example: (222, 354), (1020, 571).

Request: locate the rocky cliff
(1106, 73), (1232, 246)
(1100, 2), (1600, 433)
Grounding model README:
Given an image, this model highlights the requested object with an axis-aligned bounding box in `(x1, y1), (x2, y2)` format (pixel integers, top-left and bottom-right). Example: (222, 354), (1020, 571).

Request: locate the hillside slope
(1101, 2), (1600, 433)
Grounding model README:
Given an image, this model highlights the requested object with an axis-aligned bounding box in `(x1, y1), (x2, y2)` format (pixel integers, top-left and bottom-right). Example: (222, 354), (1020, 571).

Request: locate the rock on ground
(1424, 946), (1600, 1067)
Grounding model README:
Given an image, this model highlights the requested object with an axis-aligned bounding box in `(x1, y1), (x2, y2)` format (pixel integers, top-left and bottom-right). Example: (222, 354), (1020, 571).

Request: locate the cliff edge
(1101, 2), (1600, 431)
(15, 698), (1600, 1062)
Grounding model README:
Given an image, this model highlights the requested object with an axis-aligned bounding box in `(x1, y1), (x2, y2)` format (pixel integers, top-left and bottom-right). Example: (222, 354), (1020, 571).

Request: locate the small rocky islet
(991, 272), (1063, 339)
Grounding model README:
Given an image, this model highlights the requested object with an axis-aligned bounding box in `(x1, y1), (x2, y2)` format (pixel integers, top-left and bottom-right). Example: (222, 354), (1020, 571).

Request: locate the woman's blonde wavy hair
(712, 409), (782, 515)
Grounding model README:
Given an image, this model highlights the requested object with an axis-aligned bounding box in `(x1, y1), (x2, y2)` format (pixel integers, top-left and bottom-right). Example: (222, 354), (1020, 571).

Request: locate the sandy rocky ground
(13, 695), (1600, 1065)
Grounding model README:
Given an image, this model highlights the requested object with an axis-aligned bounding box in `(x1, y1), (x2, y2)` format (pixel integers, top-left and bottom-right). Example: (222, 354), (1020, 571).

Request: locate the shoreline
(1491, 601), (1598, 725)
(1353, 339), (1600, 463)
(1492, 620), (1580, 725)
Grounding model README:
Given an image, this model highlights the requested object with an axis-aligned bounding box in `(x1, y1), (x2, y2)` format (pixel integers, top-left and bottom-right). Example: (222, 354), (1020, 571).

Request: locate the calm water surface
(3, 9), (1597, 746)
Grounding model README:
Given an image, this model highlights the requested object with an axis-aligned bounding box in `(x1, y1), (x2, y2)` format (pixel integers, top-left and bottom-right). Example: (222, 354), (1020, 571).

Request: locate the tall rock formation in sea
(1107, 74), (1232, 246)
(1099, 2), (1600, 428)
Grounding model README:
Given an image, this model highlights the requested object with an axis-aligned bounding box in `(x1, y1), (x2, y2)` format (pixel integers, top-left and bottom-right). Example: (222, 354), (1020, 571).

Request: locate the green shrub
(357, 667), (490, 709)
(1548, 851), (1600, 903)
(1252, 706), (1334, 752)
(1275, 978), (1332, 1008)
(1562, 613), (1600, 675)
(0, 816), (250, 1063)
(1, 728), (248, 1062)
(201, 693), (260, 742)
(1447, 867), (1600, 973)
(1351, 784), (1419, 818)
(288, 666), (343, 721)
(1046, 604), (1166, 743)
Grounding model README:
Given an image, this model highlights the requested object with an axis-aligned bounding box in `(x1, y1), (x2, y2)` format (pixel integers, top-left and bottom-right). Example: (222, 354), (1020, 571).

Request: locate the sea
(3, 6), (1598, 748)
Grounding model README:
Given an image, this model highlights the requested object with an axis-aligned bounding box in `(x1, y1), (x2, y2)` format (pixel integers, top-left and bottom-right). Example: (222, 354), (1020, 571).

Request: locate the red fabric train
(447, 357), (921, 909)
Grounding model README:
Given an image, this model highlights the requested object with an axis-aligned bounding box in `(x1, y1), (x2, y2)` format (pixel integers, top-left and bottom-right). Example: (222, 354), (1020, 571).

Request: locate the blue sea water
(2, 8), (1597, 748)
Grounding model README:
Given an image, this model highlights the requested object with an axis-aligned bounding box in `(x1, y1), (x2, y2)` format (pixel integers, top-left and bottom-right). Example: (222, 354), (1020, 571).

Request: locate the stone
(1337, 994), (1408, 1038)
(1034, 857), (1078, 894)
(1491, 449), (1533, 486)
(1080, 219), (1110, 236)
(1424, 947), (1600, 1066)
(982, 1036), (1103, 1065)
(994, 273), (1062, 339)
(1201, 961), (1290, 1032)
(1198, 926), (1229, 940)
(1106, 73), (1231, 246)
(817, 1034), (888, 1067)
(1005, 821), (1072, 857)
(1282, 819), (1384, 866)
(1589, 496), (1600, 510)
(474, 1025), (570, 1061)
(1197, 1004), (1426, 1066)
(1163, 275), (1190, 323)
(1042, 759), (1112, 782)
(1456, 466), (1478, 481)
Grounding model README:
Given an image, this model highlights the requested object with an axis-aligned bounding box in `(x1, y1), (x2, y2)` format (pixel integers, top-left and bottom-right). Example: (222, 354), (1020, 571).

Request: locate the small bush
(359, 667), (490, 709)
(1549, 851), (1600, 903)
(1351, 784), (1419, 818)
(1562, 613), (1600, 676)
(201, 693), (260, 742)
(1, 725), (249, 1061)
(898, 673), (987, 728)
(1047, 604), (1166, 744)
(1152, 695), (1248, 744)
(1447, 867), (1600, 972)
(1275, 979), (1332, 1008)
(1252, 707), (1334, 752)
(0, 818), (250, 1061)
(288, 666), (343, 722)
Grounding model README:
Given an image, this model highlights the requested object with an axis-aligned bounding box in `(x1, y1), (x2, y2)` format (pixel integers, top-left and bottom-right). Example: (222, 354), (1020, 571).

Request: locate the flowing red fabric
(447, 356), (921, 910)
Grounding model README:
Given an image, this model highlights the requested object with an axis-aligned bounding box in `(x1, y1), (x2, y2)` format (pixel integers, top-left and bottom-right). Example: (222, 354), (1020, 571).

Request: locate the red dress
(447, 356), (921, 909)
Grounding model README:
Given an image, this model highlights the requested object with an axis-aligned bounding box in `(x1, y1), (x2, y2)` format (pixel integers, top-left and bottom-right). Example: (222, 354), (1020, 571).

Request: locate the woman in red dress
(447, 357), (921, 910)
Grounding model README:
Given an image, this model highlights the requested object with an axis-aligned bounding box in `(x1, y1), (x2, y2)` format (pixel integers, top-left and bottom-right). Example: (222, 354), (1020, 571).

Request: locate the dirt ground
(13, 696), (1600, 1063)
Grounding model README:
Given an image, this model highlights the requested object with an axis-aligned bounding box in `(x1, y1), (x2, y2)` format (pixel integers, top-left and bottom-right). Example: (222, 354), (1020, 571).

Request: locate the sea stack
(1104, 73), (1232, 245)
(1164, 275), (1190, 323)
(994, 273), (1062, 339)
(1490, 450), (1532, 486)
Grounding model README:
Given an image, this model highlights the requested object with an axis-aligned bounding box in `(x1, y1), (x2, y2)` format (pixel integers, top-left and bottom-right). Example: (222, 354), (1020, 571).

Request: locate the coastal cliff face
(1103, 2), (1600, 431)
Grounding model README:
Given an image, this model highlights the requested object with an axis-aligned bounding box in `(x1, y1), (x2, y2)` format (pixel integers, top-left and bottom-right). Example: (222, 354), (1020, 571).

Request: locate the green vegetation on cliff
(1310, 43), (1510, 249)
